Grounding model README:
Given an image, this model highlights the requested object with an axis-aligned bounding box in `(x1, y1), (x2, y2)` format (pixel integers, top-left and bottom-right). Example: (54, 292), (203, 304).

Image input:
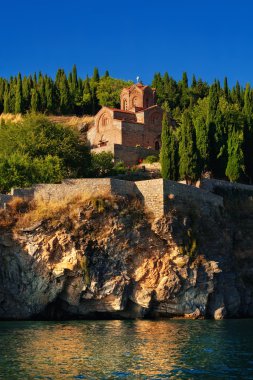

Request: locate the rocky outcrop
(0, 183), (253, 320)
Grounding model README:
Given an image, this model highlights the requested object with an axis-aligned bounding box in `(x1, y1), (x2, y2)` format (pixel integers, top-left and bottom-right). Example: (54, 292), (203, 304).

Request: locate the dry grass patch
(0, 113), (23, 124)
(48, 115), (94, 130)
(0, 197), (30, 229)
(15, 191), (112, 229)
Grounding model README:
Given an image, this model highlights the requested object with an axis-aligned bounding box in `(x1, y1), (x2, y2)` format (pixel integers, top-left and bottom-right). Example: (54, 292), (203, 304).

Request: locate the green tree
(15, 73), (24, 114)
(0, 153), (63, 193)
(243, 83), (253, 182)
(59, 72), (71, 114)
(83, 76), (92, 114)
(97, 77), (132, 107)
(223, 77), (229, 100)
(179, 110), (199, 183)
(160, 109), (178, 180)
(31, 88), (40, 112)
(0, 115), (91, 188)
(226, 127), (244, 182)
(3, 87), (11, 113)
(91, 151), (114, 176)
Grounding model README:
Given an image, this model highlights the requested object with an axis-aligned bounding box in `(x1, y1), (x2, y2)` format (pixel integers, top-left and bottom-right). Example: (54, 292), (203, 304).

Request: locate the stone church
(87, 82), (164, 164)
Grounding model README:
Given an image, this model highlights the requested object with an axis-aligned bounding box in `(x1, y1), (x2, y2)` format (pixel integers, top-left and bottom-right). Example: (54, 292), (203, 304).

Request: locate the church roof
(124, 83), (149, 91)
(107, 107), (135, 115)
(114, 118), (144, 125)
(135, 104), (162, 113)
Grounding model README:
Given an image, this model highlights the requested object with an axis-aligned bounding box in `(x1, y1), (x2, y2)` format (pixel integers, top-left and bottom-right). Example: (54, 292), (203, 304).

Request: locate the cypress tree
(59, 73), (71, 114)
(243, 83), (253, 182)
(180, 72), (189, 109)
(235, 80), (242, 107)
(191, 75), (197, 88)
(152, 72), (164, 105)
(71, 64), (78, 92)
(9, 77), (16, 113)
(3, 87), (11, 113)
(160, 109), (178, 180)
(92, 67), (100, 82)
(15, 73), (23, 114)
(179, 110), (199, 183)
(22, 76), (32, 111)
(83, 76), (92, 114)
(207, 83), (220, 174)
(182, 72), (188, 88)
(31, 88), (40, 112)
(226, 127), (244, 182)
(0, 79), (6, 113)
(223, 77), (229, 100)
(194, 115), (209, 172)
(45, 78), (54, 113)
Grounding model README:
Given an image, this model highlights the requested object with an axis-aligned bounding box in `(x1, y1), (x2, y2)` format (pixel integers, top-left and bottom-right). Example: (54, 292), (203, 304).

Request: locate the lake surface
(0, 319), (253, 379)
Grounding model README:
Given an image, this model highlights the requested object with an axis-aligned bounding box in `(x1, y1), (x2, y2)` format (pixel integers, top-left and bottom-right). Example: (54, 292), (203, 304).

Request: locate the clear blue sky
(1, 0), (253, 87)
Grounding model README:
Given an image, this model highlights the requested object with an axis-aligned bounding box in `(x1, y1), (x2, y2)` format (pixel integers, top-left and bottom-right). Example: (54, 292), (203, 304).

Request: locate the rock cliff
(0, 183), (253, 320)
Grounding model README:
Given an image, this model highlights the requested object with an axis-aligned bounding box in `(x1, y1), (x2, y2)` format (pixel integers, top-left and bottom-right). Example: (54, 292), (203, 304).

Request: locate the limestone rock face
(0, 190), (253, 320)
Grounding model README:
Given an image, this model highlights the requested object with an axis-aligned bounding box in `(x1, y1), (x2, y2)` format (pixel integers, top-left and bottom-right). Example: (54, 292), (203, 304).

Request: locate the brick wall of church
(121, 122), (145, 147)
(89, 119), (122, 148)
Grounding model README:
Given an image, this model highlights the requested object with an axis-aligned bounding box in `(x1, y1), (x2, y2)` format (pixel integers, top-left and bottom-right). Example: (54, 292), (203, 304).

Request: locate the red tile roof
(107, 107), (135, 114)
(114, 118), (144, 125)
(136, 105), (161, 113)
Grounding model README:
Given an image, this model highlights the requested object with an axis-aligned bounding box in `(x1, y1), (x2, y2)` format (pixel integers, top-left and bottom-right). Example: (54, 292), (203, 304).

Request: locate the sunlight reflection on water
(0, 319), (253, 379)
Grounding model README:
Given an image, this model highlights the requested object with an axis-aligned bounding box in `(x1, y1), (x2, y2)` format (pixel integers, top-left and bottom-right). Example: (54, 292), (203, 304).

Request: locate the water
(0, 320), (253, 380)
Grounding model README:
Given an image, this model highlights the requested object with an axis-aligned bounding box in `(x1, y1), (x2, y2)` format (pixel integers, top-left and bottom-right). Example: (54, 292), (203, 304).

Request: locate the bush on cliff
(90, 152), (114, 176)
(0, 114), (91, 192)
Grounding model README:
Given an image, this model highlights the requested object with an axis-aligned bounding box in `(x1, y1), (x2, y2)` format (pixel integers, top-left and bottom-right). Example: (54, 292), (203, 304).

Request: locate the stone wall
(135, 179), (223, 218)
(114, 144), (158, 165)
(134, 179), (164, 217)
(5, 179), (136, 206)
(163, 181), (224, 212)
(200, 178), (253, 195)
(0, 178), (226, 218)
(90, 144), (158, 165)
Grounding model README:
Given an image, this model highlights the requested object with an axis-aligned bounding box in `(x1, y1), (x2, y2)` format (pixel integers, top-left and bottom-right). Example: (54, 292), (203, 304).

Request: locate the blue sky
(1, 0), (253, 87)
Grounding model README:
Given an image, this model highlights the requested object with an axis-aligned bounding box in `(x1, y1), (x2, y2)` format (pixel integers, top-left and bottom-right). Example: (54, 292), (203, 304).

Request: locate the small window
(132, 97), (138, 107)
(123, 99), (128, 110)
(155, 141), (160, 150)
(102, 116), (109, 126)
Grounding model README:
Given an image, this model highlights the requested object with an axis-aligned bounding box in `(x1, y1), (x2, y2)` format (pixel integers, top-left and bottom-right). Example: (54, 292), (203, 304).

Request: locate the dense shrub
(91, 151), (114, 176)
(0, 114), (91, 192)
(143, 155), (159, 164)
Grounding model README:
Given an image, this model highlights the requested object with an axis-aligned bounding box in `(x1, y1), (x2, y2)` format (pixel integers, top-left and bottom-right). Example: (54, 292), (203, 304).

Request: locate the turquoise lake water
(0, 319), (253, 379)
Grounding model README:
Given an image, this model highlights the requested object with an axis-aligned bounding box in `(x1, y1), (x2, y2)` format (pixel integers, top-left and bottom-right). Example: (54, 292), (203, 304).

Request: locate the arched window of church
(132, 97), (138, 107)
(155, 141), (160, 151)
(102, 116), (109, 126)
(123, 99), (128, 110)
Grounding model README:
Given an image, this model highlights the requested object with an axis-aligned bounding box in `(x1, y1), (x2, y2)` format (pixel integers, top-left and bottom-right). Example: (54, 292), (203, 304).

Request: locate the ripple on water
(0, 319), (253, 379)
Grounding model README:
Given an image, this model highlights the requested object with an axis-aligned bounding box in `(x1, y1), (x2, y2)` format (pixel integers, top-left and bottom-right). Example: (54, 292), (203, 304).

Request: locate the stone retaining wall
(91, 144), (158, 165)
(0, 178), (227, 218)
(134, 179), (164, 217)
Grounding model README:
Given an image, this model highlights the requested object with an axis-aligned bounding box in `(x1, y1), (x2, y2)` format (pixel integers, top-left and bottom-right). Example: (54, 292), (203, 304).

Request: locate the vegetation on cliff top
(0, 192), (144, 232)
(0, 114), (91, 192)
(0, 66), (132, 116)
(159, 77), (253, 184)
(1, 66), (253, 185)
